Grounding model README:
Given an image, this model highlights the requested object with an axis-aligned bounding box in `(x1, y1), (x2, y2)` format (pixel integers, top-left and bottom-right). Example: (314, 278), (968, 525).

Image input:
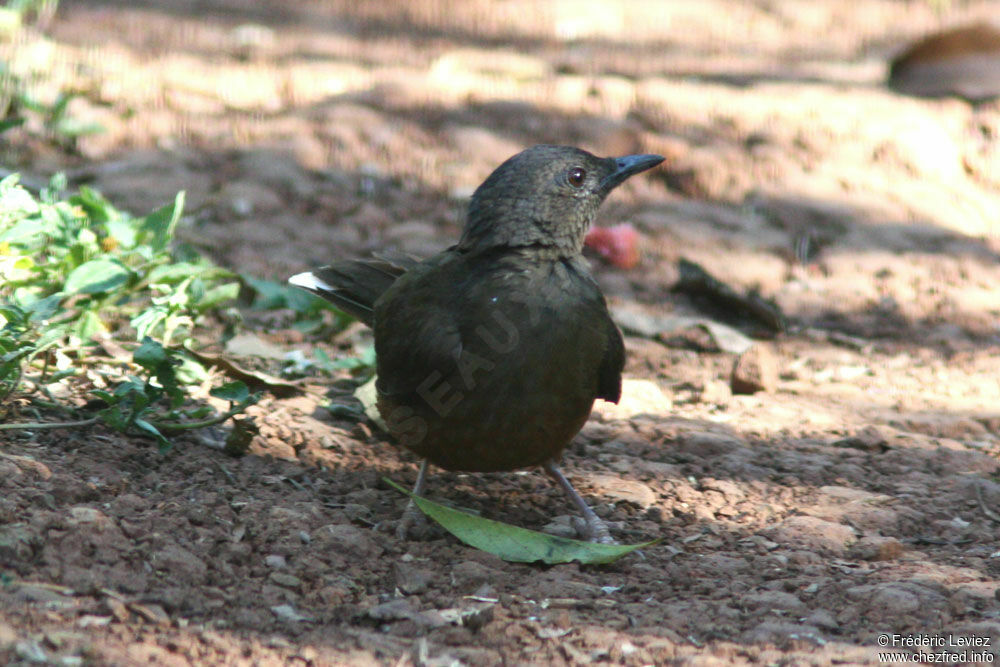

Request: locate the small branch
(0, 416), (99, 431)
(150, 405), (249, 432)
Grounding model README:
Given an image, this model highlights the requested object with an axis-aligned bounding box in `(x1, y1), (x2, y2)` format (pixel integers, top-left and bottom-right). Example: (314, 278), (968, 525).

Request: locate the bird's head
(459, 145), (664, 256)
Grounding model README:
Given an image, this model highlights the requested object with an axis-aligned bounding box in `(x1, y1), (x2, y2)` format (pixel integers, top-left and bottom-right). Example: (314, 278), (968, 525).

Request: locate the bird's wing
(596, 317), (625, 404)
(372, 254), (465, 400)
(289, 257), (408, 326)
(562, 257), (624, 405)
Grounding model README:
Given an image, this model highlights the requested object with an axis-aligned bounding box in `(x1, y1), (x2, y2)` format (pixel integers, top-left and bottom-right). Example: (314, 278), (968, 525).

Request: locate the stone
(742, 621), (821, 644)
(450, 561), (500, 589)
(731, 344), (778, 394)
(804, 609), (839, 631)
(393, 562), (432, 595)
(740, 590), (805, 613)
(269, 572), (302, 589)
(764, 516), (856, 556)
(848, 536), (904, 561)
(586, 474), (657, 509)
(869, 585), (920, 615)
(150, 544), (208, 584)
(313, 524), (381, 560)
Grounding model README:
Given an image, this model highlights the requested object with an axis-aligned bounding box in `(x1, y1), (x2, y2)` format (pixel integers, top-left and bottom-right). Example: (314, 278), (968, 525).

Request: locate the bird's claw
(572, 515), (618, 545)
(395, 498), (428, 540)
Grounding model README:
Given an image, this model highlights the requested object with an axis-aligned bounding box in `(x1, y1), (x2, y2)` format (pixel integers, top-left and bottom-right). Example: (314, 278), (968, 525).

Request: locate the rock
(611, 305), (754, 354)
(808, 486), (899, 533)
(848, 536), (904, 561)
(742, 621), (821, 644)
(365, 598), (416, 622)
(104, 596), (130, 622)
(68, 506), (111, 527)
(869, 585), (920, 615)
(430, 49), (550, 81)
(541, 515), (578, 540)
(265, 554), (287, 569)
(804, 609), (839, 631)
(229, 23), (276, 56)
(586, 474), (657, 509)
(14, 639), (48, 663)
(0, 523), (41, 562)
(817, 486), (891, 504)
(0, 460), (21, 482)
(764, 516), (856, 556)
(151, 544), (208, 584)
(15, 584), (71, 605)
(108, 493), (149, 516)
(700, 478), (744, 501)
(269, 572), (302, 589)
(450, 561), (500, 589)
(0, 620), (17, 648)
(393, 562), (432, 595)
(700, 378), (732, 404)
(1, 454), (51, 480)
(634, 460), (683, 479)
(731, 344), (778, 394)
(897, 414), (988, 439)
(313, 524), (382, 560)
(834, 425), (891, 451)
(740, 590), (805, 613)
(271, 604), (312, 622)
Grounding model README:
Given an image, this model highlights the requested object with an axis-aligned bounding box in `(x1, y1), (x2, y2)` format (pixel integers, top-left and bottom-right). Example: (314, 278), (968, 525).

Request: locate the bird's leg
(396, 459), (429, 540)
(543, 461), (616, 544)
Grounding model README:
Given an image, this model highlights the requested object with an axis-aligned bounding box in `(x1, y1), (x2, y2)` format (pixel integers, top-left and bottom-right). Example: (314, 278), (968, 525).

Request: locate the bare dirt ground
(3, 1), (1000, 664)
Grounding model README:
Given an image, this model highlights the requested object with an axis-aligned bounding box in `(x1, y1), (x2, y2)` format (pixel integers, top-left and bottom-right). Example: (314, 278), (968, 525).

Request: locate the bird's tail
(288, 253), (415, 326)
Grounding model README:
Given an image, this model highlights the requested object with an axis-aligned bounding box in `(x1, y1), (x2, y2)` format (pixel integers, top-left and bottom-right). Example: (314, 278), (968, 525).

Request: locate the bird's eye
(567, 167), (586, 188)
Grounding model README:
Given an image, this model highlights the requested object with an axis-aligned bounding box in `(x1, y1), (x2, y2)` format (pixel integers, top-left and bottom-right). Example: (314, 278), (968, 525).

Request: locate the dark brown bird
(290, 145), (663, 542)
(888, 21), (1000, 101)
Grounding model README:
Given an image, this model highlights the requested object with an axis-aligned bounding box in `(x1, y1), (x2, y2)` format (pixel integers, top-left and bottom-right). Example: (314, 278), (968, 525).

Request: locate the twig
(213, 460), (239, 486)
(0, 416), (98, 431)
(150, 405), (248, 432)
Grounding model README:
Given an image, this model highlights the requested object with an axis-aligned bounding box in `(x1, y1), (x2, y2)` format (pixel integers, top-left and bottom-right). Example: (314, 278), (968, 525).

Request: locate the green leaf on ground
(64, 259), (130, 294)
(384, 478), (657, 564)
(211, 380), (250, 403)
(141, 191), (185, 252)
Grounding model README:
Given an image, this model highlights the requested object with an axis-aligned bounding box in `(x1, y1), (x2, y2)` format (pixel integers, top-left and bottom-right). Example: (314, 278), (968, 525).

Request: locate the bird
(888, 21), (1000, 102)
(289, 145), (664, 543)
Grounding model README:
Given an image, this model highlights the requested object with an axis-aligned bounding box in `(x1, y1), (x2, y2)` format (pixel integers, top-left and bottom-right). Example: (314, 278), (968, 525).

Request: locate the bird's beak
(601, 153), (665, 191)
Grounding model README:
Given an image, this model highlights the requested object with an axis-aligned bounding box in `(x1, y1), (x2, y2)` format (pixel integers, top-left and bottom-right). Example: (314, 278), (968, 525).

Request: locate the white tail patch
(287, 272), (333, 292)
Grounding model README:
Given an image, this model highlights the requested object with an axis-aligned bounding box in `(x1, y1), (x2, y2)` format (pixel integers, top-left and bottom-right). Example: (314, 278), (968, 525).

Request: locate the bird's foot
(395, 498), (428, 540)
(395, 459), (430, 541)
(544, 461), (618, 545)
(571, 515), (618, 545)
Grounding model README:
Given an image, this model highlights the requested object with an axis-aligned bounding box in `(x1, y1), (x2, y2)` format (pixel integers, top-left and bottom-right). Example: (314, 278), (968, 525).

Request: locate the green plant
(0, 173), (258, 451)
(10, 88), (104, 149)
(244, 274), (353, 335)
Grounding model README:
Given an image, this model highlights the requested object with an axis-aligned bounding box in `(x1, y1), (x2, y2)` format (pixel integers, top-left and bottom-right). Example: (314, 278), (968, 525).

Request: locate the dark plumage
(291, 145), (663, 542)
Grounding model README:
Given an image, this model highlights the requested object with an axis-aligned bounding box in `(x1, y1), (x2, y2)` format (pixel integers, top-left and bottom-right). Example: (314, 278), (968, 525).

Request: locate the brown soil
(3, 1), (1000, 665)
